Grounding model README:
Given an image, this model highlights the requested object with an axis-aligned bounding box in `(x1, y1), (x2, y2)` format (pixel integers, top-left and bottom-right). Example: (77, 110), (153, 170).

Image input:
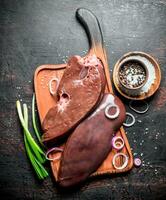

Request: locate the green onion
(16, 100), (48, 180)
(16, 101), (45, 163)
(23, 104), (48, 178)
(24, 134), (44, 179)
(32, 94), (42, 144)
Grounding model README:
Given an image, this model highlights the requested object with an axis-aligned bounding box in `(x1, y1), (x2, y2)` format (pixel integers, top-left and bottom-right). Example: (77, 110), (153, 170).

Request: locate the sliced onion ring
(112, 136), (124, 150)
(49, 78), (59, 95)
(134, 158), (142, 167)
(46, 147), (63, 161)
(105, 104), (120, 119)
(129, 100), (149, 114)
(112, 153), (129, 170)
(123, 112), (135, 127)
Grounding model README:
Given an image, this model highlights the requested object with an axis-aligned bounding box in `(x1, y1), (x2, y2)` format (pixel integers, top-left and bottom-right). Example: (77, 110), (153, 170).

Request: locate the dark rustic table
(0, 0), (166, 199)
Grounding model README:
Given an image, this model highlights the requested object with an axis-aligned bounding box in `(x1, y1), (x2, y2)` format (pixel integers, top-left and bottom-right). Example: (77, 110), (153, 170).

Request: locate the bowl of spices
(113, 52), (161, 100)
(118, 58), (148, 96)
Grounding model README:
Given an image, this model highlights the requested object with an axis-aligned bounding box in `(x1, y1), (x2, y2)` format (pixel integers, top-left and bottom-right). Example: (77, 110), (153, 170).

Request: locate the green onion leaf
(16, 100), (48, 180)
(32, 94), (42, 144)
(16, 101), (46, 163)
(23, 103), (44, 179)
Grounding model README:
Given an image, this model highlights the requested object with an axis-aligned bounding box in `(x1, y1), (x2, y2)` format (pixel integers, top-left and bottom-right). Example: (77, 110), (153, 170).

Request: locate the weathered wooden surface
(0, 0), (166, 199)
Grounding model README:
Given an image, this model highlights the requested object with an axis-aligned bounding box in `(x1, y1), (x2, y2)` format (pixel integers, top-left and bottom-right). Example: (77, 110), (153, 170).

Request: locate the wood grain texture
(0, 0), (166, 199)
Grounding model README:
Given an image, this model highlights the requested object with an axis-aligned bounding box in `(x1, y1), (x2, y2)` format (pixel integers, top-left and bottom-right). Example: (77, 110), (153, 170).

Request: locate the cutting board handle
(76, 8), (112, 91)
(76, 8), (104, 56)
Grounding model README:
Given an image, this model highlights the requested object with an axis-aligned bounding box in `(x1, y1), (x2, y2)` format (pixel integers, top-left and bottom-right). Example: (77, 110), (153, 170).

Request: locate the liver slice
(42, 55), (106, 145)
(58, 93), (126, 187)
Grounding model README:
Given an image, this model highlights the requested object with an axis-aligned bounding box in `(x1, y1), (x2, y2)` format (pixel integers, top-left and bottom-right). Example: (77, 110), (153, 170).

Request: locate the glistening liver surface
(42, 55), (105, 146)
(58, 93), (126, 187)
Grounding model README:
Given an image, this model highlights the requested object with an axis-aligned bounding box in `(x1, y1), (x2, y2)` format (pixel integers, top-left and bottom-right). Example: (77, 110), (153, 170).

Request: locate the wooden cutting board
(34, 8), (133, 181)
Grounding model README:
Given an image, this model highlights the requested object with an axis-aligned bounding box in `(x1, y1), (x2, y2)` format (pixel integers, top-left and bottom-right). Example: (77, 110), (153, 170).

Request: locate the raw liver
(58, 93), (126, 187)
(42, 54), (106, 145)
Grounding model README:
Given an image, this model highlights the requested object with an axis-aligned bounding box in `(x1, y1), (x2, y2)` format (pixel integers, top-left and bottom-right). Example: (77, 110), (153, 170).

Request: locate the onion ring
(123, 112), (135, 127)
(49, 78), (59, 95)
(112, 136), (124, 150)
(112, 153), (129, 170)
(129, 100), (149, 114)
(105, 104), (120, 119)
(134, 158), (142, 167)
(46, 147), (63, 161)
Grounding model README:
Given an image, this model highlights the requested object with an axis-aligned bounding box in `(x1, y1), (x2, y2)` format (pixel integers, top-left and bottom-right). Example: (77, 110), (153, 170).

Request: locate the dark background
(0, 0), (166, 199)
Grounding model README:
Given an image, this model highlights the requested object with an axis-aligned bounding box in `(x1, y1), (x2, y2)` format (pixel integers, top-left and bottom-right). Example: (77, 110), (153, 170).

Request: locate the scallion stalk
(16, 101), (46, 164)
(16, 100), (48, 180)
(32, 94), (42, 144)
